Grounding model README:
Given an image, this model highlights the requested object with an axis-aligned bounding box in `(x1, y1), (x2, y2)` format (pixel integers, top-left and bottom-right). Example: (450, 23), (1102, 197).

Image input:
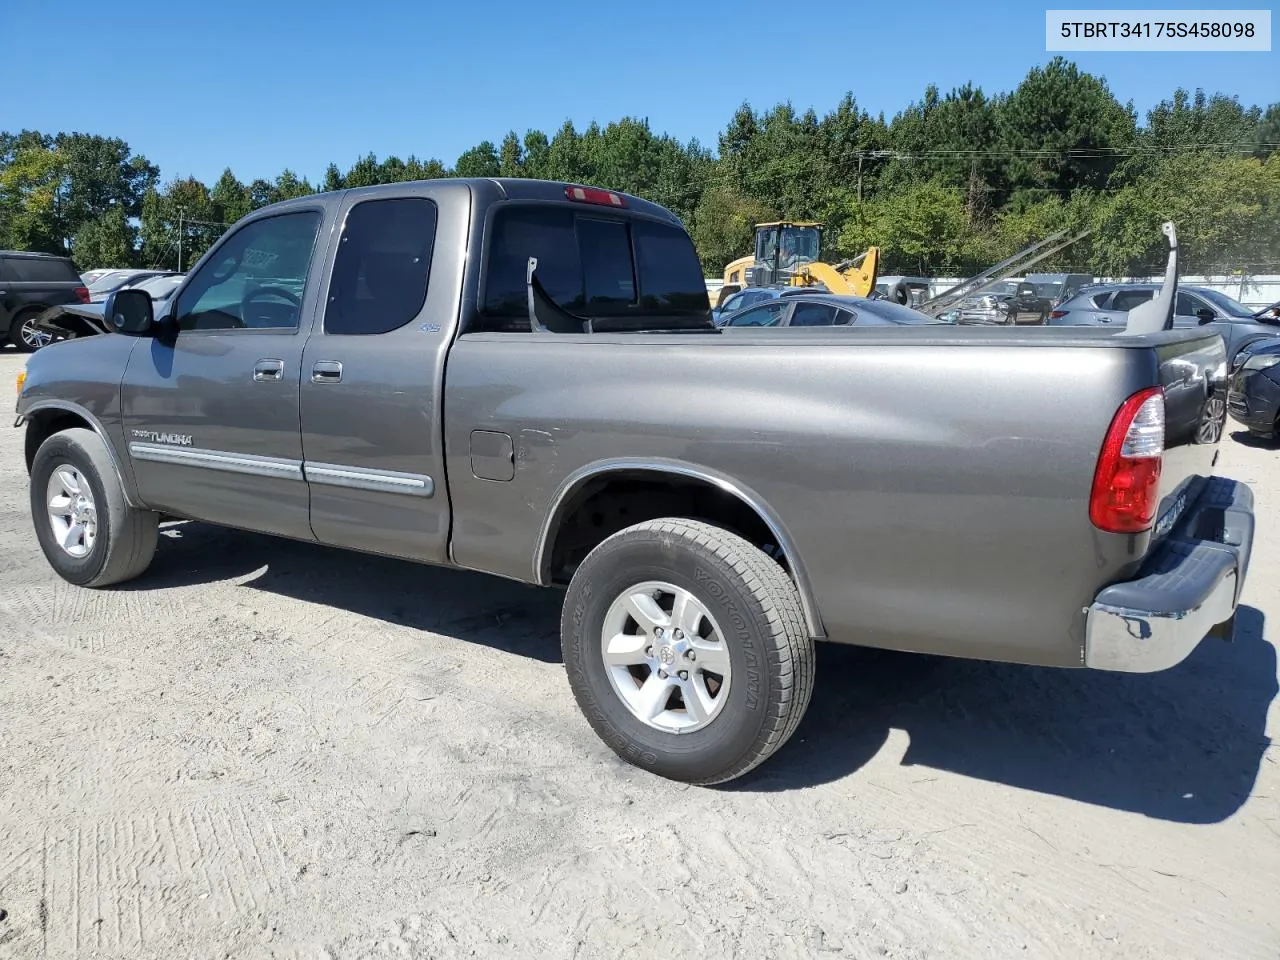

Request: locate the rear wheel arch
(536, 460), (825, 639)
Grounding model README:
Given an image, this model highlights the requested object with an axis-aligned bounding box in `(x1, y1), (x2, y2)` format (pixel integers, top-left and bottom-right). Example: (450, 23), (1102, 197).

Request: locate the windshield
(87, 271), (142, 294)
(1196, 288), (1253, 317)
(132, 274), (183, 298)
(779, 226), (820, 264)
(754, 225), (821, 266)
(975, 280), (1018, 297)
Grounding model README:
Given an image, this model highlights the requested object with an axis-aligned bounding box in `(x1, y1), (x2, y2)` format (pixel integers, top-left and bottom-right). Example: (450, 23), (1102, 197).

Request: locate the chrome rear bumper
(1084, 478), (1254, 673)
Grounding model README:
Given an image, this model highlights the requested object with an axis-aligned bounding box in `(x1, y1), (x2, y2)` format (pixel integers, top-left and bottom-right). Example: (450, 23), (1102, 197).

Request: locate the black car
(1228, 338), (1280, 439)
(0, 251), (90, 351)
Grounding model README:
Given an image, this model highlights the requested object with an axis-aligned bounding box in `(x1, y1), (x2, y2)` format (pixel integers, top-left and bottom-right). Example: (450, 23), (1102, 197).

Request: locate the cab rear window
(477, 206), (708, 331)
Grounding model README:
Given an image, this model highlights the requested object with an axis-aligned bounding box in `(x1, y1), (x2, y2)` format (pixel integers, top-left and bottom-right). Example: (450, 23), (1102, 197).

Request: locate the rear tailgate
(1149, 331), (1230, 542)
(1085, 329), (1253, 673)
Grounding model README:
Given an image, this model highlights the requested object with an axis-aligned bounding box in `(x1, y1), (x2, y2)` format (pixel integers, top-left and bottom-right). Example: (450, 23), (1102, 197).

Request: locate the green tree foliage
(454, 141), (500, 178)
(1253, 104), (1280, 159)
(210, 169), (252, 226)
(499, 132), (523, 177)
(998, 57), (1139, 199)
(55, 132), (158, 227)
(839, 179), (991, 275)
(2, 62), (1276, 275)
(1091, 153), (1280, 274)
(0, 130), (156, 257)
(72, 207), (137, 269)
(0, 140), (65, 252)
(140, 177), (219, 270)
(690, 183), (775, 273)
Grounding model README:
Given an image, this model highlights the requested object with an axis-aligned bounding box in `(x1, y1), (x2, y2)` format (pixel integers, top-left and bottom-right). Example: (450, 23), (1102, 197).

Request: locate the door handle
(253, 358), (285, 382)
(311, 361), (343, 384)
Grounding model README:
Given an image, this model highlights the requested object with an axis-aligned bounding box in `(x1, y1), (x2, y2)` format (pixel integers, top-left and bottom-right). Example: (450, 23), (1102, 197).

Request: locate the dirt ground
(0, 350), (1276, 960)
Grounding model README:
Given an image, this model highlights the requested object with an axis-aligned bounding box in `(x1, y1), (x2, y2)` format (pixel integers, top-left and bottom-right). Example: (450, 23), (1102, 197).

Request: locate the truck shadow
(132, 521), (564, 663)
(133, 523), (1273, 822)
(736, 605), (1274, 824)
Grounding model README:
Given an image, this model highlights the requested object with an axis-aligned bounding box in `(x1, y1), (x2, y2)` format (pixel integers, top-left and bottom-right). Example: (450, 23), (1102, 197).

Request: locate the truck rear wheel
(30, 428), (159, 587)
(561, 518), (814, 785)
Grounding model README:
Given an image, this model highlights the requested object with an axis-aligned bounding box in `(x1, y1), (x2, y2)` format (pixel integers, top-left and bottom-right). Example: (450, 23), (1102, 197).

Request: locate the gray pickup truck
(14, 179), (1257, 785)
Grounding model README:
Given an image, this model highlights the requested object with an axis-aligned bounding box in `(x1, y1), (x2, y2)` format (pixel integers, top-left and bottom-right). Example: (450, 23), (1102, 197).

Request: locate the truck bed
(444, 323), (1229, 669)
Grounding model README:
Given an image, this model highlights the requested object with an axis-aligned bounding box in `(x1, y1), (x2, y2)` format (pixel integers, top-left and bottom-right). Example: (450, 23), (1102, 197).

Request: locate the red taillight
(565, 185), (626, 208)
(74, 286), (90, 303)
(1089, 386), (1165, 534)
(1049, 309), (1067, 319)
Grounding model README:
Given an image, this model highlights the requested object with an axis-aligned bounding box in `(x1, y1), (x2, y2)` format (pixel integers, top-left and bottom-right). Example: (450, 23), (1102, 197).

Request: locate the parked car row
(83, 268), (181, 302)
(710, 272), (1280, 445)
(1048, 283), (1280, 364)
(0, 251), (90, 352)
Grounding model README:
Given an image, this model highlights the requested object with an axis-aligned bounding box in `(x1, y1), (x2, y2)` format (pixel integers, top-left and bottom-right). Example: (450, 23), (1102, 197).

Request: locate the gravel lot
(0, 349), (1277, 960)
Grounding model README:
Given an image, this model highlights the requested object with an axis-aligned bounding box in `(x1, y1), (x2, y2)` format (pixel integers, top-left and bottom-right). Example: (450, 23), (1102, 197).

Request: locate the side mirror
(104, 288), (154, 335)
(1196, 308), (1215, 325)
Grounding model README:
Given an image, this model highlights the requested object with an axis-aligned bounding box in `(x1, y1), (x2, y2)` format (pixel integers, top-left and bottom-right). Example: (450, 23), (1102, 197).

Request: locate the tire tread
(32, 428), (158, 588)
(566, 517), (815, 785)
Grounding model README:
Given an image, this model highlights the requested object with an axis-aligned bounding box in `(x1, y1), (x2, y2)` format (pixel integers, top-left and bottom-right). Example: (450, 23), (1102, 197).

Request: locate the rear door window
(479, 205), (709, 330)
(325, 197), (438, 335)
(1111, 289), (1155, 311)
(726, 302), (786, 327)
(789, 302), (841, 326)
(2, 256), (79, 282)
(1175, 292), (1208, 318)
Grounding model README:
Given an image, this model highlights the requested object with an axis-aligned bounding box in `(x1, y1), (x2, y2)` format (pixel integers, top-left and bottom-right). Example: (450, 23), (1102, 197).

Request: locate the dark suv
(0, 252), (90, 352)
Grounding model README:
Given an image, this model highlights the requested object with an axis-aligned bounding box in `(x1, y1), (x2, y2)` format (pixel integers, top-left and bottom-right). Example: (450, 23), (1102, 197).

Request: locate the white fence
(706, 275), (1280, 309)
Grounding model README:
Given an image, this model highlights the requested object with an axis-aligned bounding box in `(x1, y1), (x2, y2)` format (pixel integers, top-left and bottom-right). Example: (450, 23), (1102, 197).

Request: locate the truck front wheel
(561, 518), (814, 785)
(30, 428), (159, 587)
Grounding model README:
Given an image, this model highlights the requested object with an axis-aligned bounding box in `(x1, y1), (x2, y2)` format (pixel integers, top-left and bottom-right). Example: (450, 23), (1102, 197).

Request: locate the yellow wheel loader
(717, 221), (880, 308)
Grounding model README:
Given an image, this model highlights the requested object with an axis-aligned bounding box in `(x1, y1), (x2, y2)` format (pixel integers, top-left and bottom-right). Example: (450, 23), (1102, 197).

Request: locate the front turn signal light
(16, 369), (25, 396)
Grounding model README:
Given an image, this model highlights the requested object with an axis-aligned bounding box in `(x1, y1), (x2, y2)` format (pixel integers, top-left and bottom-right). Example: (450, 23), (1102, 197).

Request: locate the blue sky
(3, 0), (1276, 186)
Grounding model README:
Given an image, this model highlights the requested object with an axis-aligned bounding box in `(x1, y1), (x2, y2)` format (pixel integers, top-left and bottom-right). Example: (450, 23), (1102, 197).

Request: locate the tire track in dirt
(25, 798), (296, 958)
(1, 574), (192, 629)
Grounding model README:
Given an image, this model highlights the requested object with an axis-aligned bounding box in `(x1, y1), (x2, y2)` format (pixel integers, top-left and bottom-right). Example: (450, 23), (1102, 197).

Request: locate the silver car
(1048, 283), (1280, 363)
(719, 293), (943, 327)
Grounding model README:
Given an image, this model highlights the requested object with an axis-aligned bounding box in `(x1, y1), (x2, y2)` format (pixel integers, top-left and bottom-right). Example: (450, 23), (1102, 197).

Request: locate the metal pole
(177, 208), (184, 272)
